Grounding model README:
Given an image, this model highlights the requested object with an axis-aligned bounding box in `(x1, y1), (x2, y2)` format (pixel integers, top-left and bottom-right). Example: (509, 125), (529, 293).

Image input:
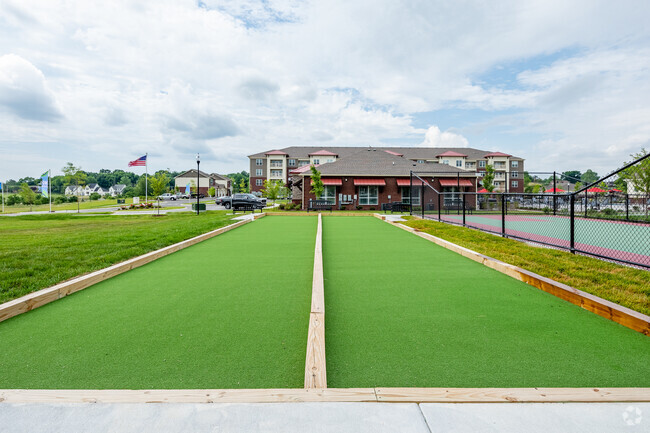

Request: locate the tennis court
(437, 213), (650, 266)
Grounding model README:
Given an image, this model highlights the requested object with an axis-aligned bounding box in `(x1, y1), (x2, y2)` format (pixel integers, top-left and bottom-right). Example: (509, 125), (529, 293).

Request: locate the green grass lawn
(0, 216), (316, 389)
(323, 216), (650, 388)
(0, 212), (237, 303)
(403, 217), (650, 315)
(0, 197), (136, 213)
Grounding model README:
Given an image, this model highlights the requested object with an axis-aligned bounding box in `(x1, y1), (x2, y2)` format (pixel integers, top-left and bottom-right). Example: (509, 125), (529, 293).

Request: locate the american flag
(128, 155), (147, 167)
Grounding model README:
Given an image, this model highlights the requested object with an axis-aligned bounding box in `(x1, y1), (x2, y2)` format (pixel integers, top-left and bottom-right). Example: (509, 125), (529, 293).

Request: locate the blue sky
(1, 0), (650, 180)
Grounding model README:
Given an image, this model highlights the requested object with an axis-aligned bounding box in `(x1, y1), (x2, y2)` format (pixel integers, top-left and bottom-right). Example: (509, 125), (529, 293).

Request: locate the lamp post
(196, 153), (200, 216)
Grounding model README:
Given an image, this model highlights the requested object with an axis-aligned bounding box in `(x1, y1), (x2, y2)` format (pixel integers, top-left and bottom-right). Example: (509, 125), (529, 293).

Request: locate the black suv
(217, 193), (266, 210)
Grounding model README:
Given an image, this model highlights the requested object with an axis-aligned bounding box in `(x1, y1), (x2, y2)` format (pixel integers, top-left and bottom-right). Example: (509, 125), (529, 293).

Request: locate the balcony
(270, 161), (284, 168)
(493, 162), (506, 169)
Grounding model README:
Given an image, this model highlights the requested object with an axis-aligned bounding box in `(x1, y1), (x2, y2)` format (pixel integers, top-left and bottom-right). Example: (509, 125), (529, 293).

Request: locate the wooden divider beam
(2, 387), (650, 403)
(305, 213), (327, 388)
(0, 218), (255, 323)
(387, 220), (650, 336)
(375, 387), (650, 403)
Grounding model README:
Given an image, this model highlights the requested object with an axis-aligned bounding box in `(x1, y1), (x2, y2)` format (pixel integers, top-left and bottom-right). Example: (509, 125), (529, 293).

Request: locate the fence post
(585, 192), (588, 218)
(409, 171), (413, 216)
(570, 194), (575, 254)
(421, 183), (424, 219)
(437, 191), (441, 221)
(462, 193), (466, 226)
(626, 194), (629, 220)
(501, 194), (506, 237)
(553, 171), (557, 216)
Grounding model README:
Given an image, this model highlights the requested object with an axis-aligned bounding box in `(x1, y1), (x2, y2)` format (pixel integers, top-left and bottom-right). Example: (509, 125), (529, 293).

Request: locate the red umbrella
(477, 188), (488, 193)
(586, 187), (606, 193)
(545, 188), (565, 193)
(608, 188), (622, 193)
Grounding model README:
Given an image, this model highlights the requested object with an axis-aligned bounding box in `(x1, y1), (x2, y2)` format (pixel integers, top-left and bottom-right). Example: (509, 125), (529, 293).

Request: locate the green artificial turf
(0, 216), (316, 389)
(323, 216), (650, 388)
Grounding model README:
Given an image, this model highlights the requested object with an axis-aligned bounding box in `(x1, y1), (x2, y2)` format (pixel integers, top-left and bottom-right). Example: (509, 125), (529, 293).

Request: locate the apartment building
(249, 146), (525, 194)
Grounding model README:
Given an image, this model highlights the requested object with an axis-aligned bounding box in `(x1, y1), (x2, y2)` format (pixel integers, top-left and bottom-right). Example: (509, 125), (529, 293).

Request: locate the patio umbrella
(545, 188), (565, 193)
(477, 188), (488, 193)
(586, 187), (606, 193)
(608, 188), (623, 193)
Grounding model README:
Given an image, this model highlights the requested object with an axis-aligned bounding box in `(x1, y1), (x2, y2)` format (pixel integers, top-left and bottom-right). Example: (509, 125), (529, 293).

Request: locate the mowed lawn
(323, 217), (650, 388)
(0, 212), (236, 303)
(0, 216), (316, 389)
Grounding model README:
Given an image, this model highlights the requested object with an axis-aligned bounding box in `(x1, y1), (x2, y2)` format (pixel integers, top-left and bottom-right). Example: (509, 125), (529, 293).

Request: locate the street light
(196, 153), (200, 216)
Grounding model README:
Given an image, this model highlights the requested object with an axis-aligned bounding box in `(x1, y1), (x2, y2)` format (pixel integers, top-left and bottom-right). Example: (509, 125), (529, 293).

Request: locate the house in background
(292, 148), (478, 210)
(249, 146), (525, 194)
(174, 170), (231, 196)
(64, 185), (81, 196)
(83, 184), (105, 196)
(109, 184), (127, 197)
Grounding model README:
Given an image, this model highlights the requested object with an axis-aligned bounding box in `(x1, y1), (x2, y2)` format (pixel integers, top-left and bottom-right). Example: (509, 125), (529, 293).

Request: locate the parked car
(157, 193), (177, 201)
(217, 193), (266, 210)
(189, 192), (205, 199)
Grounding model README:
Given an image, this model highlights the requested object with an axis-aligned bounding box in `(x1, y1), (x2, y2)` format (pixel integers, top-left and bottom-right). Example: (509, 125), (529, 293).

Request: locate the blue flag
(40, 171), (49, 198)
(185, 183), (190, 194)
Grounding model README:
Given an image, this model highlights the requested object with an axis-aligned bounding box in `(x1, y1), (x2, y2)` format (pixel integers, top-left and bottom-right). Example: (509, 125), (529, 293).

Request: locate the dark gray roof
(111, 184), (126, 190)
(301, 148), (474, 177)
(249, 146), (523, 160)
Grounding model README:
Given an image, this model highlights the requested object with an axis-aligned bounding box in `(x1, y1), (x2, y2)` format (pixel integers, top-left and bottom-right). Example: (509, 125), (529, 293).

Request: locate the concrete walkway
(1, 403), (647, 433)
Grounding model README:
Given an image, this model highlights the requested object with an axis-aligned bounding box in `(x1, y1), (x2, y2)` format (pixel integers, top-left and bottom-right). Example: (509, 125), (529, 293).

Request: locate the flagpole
(145, 153), (148, 203)
(1, 180), (4, 214)
(49, 169), (52, 213)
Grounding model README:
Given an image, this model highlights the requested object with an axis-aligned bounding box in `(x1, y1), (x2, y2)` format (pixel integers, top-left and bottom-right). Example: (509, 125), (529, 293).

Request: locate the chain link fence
(410, 153), (650, 268)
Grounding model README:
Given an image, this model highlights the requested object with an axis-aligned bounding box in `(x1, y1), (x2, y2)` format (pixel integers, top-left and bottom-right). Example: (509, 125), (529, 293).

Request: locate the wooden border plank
(375, 387), (650, 403)
(305, 213), (327, 388)
(386, 220), (650, 336)
(0, 217), (255, 323)
(2, 388), (650, 403)
(0, 388), (377, 404)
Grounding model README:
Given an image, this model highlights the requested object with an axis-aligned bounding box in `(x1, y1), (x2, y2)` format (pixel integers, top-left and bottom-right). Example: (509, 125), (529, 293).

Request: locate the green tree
(62, 162), (87, 213)
(19, 183), (36, 211)
(133, 175), (152, 198)
(581, 169), (599, 185)
(149, 172), (170, 215)
(482, 164), (495, 192)
(621, 148), (650, 216)
(239, 178), (248, 193)
(561, 170), (582, 183)
(208, 187), (215, 197)
(261, 180), (284, 202)
(310, 165), (324, 199)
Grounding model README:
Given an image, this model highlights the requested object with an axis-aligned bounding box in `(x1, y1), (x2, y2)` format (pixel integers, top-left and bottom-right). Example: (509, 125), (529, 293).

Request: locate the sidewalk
(1, 402), (647, 433)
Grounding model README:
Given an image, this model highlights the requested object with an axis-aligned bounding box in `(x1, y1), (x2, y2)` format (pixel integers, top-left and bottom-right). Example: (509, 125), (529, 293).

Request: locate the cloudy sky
(1, 0), (650, 179)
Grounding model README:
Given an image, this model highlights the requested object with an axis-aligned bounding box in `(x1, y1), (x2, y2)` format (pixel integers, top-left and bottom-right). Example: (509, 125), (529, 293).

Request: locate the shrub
(278, 203), (286, 210)
(340, 206), (346, 210)
(6, 194), (20, 206)
(68, 196), (78, 203)
(601, 208), (616, 215)
(89, 192), (101, 200)
(356, 205), (362, 210)
(208, 187), (215, 197)
(369, 207), (375, 211)
(542, 206), (550, 214)
(54, 196), (67, 204)
(103, 193), (112, 199)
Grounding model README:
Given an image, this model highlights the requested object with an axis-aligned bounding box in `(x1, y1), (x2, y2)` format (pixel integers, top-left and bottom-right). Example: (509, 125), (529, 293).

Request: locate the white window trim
(359, 186), (378, 205)
(322, 185), (336, 204)
(255, 169), (263, 176)
(256, 179), (263, 186)
(256, 159), (263, 166)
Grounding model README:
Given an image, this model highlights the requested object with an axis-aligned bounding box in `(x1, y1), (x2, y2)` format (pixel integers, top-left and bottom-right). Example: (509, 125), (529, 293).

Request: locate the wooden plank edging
(305, 213), (327, 388)
(0, 218), (254, 323)
(386, 220), (650, 336)
(1, 388), (650, 403)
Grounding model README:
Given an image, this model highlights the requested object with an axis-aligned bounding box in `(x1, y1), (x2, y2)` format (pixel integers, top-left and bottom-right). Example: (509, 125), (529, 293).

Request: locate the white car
(157, 193), (177, 201)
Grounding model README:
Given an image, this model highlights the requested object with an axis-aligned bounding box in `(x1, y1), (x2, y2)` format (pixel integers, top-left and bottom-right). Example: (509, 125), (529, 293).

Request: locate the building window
(511, 171), (519, 178)
(299, 160), (309, 167)
(479, 161), (486, 168)
(256, 179), (263, 186)
(256, 159), (263, 166)
(255, 169), (263, 176)
(443, 160), (449, 165)
(358, 186), (378, 205)
(270, 169), (282, 178)
(401, 187), (420, 205)
(511, 160), (519, 168)
(322, 185), (336, 204)
(456, 160), (463, 167)
(326, 158), (334, 163)
(417, 160), (425, 164)
(270, 160), (283, 167)
(288, 159), (296, 166)
(494, 181), (501, 187)
(313, 159), (320, 164)
(512, 181), (519, 188)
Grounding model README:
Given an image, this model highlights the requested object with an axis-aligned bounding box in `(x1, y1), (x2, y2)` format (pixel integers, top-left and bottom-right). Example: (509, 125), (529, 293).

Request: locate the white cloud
(421, 126), (469, 148)
(0, 54), (62, 121)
